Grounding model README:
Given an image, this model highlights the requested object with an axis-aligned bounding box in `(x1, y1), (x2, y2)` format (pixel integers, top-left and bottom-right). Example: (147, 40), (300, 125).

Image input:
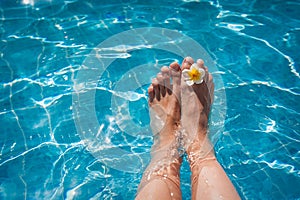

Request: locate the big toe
(169, 62), (181, 94)
(181, 56), (194, 70)
(181, 56), (195, 90)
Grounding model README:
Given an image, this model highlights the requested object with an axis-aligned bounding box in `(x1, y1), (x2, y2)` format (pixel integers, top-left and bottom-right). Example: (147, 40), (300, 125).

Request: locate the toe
(161, 66), (171, 95)
(208, 73), (214, 103)
(152, 78), (160, 101)
(182, 56), (194, 70)
(181, 57), (194, 88)
(170, 62), (181, 97)
(157, 72), (166, 97)
(197, 59), (209, 83)
(210, 82), (214, 103)
(196, 59), (204, 68)
(208, 73), (213, 84)
(204, 67), (209, 83)
(170, 62), (181, 84)
(148, 85), (154, 103)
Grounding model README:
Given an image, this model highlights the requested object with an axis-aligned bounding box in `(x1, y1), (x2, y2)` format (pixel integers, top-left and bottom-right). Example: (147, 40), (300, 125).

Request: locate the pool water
(0, 0), (300, 199)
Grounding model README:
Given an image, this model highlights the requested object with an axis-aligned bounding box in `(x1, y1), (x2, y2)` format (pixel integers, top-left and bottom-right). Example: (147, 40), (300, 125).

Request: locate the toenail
(152, 78), (159, 85)
(170, 62), (180, 71)
(161, 66), (169, 73)
(184, 57), (194, 65)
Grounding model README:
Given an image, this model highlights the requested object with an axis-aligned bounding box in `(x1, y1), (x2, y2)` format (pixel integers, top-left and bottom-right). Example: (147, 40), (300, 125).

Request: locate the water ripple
(0, 0), (300, 199)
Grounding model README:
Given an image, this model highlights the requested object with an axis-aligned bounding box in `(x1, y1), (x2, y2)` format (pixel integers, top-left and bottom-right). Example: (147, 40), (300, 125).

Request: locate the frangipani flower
(182, 63), (205, 86)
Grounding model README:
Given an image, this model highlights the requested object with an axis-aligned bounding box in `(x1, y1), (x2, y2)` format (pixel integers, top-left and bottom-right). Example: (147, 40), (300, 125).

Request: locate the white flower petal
(190, 68), (205, 85)
(182, 69), (190, 79)
(182, 65), (206, 86)
(186, 80), (194, 86)
(198, 67), (205, 73)
(199, 68), (205, 78)
(190, 63), (199, 70)
(195, 79), (204, 84)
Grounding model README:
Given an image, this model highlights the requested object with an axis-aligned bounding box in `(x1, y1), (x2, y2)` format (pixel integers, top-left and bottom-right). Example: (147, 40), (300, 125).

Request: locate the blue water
(0, 0), (300, 199)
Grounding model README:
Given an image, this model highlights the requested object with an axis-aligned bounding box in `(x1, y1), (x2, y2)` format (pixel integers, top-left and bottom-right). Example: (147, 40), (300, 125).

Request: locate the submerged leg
(181, 57), (240, 200)
(136, 62), (183, 200)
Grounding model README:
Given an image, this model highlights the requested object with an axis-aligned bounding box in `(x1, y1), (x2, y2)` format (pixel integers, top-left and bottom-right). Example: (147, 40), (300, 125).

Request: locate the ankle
(185, 134), (215, 165)
(151, 130), (182, 162)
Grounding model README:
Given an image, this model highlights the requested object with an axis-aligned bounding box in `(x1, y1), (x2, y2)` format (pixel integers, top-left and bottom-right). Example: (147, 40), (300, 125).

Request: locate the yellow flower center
(188, 68), (201, 81)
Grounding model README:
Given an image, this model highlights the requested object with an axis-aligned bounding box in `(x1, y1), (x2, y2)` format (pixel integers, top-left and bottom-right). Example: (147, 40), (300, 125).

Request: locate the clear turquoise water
(0, 0), (300, 199)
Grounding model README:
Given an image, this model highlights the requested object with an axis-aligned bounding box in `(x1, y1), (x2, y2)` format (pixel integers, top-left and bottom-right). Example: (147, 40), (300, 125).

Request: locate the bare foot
(136, 63), (183, 199)
(180, 56), (215, 161)
(138, 58), (240, 200)
(180, 57), (240, 200)
(148, 62), (181, 152)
